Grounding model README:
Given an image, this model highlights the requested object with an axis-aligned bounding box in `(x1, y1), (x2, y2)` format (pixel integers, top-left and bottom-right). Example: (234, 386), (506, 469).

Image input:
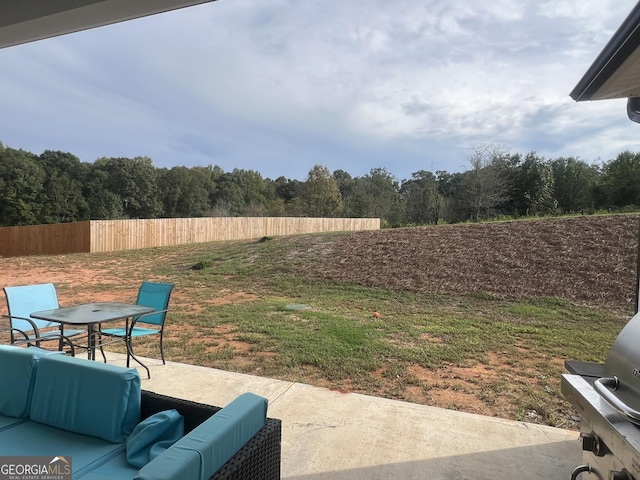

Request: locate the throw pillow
(126, 409), (184, 468)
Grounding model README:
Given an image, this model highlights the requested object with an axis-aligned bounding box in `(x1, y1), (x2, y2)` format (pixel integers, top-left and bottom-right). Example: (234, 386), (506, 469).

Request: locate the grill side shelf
(562, 374), (640, 478)
(565, 360), (604, 385)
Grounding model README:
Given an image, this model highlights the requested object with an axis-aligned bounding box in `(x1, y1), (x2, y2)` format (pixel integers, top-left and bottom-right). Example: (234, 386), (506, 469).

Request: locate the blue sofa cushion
(0, 413), (27, 432)
(71, 453), (139, 480)
(135, 392), (267, 480)
(126, 409), (184, 468)
(135, 448), (202, 480)
(0, 345), (58, 418)
(29, 354), (141, 443)
(0, 420), (125, 478)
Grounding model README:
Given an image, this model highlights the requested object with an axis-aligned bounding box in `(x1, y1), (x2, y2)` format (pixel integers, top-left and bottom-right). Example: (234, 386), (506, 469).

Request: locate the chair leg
(126, 336), (151, 379)
(62, 336), (75, 357)
(159, 330), (165, 365)
(96, 330), (107, 363)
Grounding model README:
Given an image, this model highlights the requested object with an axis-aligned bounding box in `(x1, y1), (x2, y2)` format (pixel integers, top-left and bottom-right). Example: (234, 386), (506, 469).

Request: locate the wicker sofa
(141, 390), (281, 479)
(0, 345), (281, 479)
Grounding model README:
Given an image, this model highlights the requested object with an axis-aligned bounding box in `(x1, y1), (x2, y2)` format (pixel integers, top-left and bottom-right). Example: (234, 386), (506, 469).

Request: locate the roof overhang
(0, 0), (217, 50)
(570, 1), (640, 123)
(571, 2), (640, 101)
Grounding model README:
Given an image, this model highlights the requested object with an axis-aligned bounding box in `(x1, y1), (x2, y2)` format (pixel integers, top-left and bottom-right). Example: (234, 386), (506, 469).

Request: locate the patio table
(31, 302), (155, 362)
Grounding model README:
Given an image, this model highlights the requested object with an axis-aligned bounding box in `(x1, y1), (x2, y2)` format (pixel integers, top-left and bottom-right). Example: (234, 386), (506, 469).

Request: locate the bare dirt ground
(1, 214), (638, 427)
(310, 214), (639, 308)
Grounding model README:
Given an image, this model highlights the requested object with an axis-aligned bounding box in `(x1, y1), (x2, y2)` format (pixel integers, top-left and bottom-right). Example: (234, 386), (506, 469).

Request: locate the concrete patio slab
(107, 353), (581, 480)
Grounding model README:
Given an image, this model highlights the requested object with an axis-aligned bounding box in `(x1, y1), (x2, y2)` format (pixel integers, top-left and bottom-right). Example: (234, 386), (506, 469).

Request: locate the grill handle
(594, 376), (640, 425)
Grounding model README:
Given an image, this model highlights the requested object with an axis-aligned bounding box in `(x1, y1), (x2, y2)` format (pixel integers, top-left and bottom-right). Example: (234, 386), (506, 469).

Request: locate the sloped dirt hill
(303, 215), (640, 309)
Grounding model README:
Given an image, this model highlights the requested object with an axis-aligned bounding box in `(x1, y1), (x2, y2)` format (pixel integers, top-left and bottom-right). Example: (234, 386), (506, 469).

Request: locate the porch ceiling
(0, 0), (217, 49)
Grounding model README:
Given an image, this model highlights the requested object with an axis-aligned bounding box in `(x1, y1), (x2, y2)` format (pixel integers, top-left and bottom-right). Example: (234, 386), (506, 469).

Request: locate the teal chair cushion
(134, 282), (174, 326)
(4, 283), (60, 332)
(135, 392), (267, 480)
(4, 283), (85, 338)
(100, 327), (159, 337)
(30, 354), (141, 443)
(101, 282), (173, 336)
(0, 345), (58, 418)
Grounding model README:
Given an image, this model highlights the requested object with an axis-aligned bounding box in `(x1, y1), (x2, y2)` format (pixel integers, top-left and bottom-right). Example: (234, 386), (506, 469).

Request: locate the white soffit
(571, 1), (640, 101)
(589, 46), (640, 100)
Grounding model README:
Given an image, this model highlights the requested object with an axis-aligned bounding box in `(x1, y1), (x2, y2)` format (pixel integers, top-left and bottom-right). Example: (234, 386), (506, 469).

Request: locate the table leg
(87, 324), (95, 360)
(125, 317), (130, 368)
(59, 324), (65, 352)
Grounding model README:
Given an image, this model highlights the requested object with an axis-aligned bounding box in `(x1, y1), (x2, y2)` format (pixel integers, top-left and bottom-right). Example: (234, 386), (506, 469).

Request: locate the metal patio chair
(2, 283), (86, 354)
(98, 281), (174, 379)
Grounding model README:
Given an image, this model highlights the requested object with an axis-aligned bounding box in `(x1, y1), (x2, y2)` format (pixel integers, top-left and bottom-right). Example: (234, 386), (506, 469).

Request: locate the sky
(1, 0), (639, 181)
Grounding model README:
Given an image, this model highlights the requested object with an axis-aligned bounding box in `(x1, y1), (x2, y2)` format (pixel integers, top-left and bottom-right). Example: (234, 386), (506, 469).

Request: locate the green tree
(271, 176), (303, 215)
(0, 147), (46, 225)
(92, 156), (163, 218)
(463, 145), (511, 221)
(211, 169), (270, 216)
(274, 176), (303, 204)
(401, 170), (444, 224)
(551, 157), (599, 213)
(301, 165), (343, 217)
(434, 170), (465, 223)
(238, 169), (271, 216)
(39, 150), (89, 223)
(358, 168), (404, 226)
(512, 152), (557, 216)
(84, 166), (125, 219)
(158, 166), (212, 217)
(194, 165), (224, 212)
(601, 151), (640, 208)
(333, 170), (370, 218)
(333, 169), (357, 216)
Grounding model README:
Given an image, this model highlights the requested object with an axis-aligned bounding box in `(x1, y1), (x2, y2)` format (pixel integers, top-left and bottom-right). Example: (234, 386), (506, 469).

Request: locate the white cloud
(0, 0), (639, 179)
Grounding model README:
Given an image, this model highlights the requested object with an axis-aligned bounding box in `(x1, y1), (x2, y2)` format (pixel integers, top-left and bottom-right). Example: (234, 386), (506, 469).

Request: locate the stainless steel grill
(562, 311), (640, 480)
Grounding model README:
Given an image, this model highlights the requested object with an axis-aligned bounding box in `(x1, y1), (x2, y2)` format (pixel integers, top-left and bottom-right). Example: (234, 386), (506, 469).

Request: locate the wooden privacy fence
(0, 217), (380, 257)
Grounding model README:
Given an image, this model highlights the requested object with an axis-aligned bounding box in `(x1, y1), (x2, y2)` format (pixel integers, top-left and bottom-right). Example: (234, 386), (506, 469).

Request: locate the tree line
(1, 142), (639, 228)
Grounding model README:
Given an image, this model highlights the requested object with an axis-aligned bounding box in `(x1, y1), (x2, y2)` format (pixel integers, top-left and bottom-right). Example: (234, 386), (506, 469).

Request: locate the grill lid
(595, 311), (640, 424)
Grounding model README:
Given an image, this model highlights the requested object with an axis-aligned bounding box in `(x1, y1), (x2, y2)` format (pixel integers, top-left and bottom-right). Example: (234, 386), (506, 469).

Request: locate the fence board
(86, 217), (379, 253)
(0, 218), (379, 257)
(0, 222), (91, 257)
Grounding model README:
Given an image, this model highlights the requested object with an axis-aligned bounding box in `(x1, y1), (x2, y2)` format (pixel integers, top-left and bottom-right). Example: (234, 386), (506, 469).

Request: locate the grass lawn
(0, 228), (631, 429)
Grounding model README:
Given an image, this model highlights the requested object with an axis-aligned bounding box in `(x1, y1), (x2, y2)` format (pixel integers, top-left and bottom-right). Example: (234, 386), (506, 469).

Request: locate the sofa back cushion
(30, 354), (141, 443)
(0, 345), (58, 418)
(135, 392), (267, 480)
